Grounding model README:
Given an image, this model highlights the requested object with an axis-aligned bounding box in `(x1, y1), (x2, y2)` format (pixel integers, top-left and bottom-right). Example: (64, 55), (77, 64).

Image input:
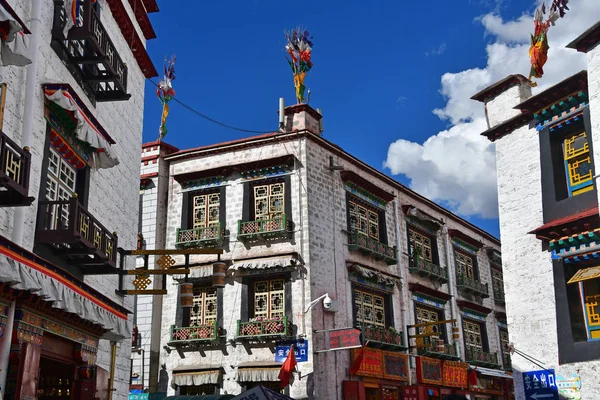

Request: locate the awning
(230, 256), (296, 271)
(234, 362), (282, 382)
(44, 88), (119, 169)
(0, 4), (31, 66)
(568, 265), (600, 284)
(471, 366), (513, 380)
(0, 254), (130, 340)
(172, 369), (221, 387)
(350, 264), (399, 287)
(173, 264), (213, 281)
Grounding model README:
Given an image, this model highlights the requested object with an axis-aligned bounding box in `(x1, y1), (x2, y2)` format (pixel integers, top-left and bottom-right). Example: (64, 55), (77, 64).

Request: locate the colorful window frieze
(344, 181), (387, 210)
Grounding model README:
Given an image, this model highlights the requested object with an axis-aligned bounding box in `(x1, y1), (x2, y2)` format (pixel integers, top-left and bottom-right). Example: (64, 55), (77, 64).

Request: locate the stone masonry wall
(160, 139), (313, 398)
(0, 1), (151, 398)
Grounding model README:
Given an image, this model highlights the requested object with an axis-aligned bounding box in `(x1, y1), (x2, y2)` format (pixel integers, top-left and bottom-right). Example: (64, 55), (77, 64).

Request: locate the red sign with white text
(328, 328), (361, 350)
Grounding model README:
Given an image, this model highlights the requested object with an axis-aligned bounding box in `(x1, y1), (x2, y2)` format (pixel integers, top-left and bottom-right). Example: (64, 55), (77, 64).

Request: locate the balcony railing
(456, 274), (489, 298)
(236, 316), (292, 339)
(465, 347), (499, 368)
(0, 130), (33, 207)
(238, 214), (291, 241)
(409, 256), (448, 283)
(361, 325), (406, 351)
(348, 230), (398, 265)
(502, 353), (512, 371)
(169, 321), (219, 345)
(36, 197), (118, 272)
(494, 286), (505, 304)
(51, 0), (129, 102)
(175, 224), (223, 248)
(418, 341), (460, 360)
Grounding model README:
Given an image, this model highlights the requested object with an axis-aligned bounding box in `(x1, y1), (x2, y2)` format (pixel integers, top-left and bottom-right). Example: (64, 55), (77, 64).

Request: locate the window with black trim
(462, 318), (488, 353)
(353, 286), (392, 328)
(455, 250), (478, 280)
(251, 278), (286, 320)
(239, 175), (292, 240)
(182, 286), (218, 328)
(492, 267), (504, 300)
(178, 186), (226, 247)
(540, 106), (596, 223)
(414, 304), (446, 346)
(499, 328), (510, 367)
(408, 228), (437, 264)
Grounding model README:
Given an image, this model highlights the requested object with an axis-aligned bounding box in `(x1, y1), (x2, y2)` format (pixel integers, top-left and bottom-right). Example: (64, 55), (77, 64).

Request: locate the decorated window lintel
(343, 181), (387, 210)
(411, 292), (447, 309)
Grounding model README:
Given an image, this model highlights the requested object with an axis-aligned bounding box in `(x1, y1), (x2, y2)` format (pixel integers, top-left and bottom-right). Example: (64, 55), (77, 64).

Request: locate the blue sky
(140, 0), (597, 239)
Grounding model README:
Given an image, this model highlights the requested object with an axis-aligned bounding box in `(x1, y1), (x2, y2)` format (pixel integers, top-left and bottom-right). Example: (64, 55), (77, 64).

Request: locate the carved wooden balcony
(168, 321), (219, 346)
(237, 214), (292, 241)
(51, 0), (129, 103)
(417, 341), (460, 360)
(36, 197), (118, 273)
(456, 273), (490, 298)
(236, 316), (292, 340)
(465, 347), (499, 368)
(361, 324), (406, 351)
(175, 224), (224, 249)
(0, 130), (33, 207)
(409, 256), (448, 283)
(348, 230), (398, 265)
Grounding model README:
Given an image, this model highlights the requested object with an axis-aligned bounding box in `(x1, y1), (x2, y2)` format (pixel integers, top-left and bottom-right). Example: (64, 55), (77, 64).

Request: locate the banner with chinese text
(351, 347), (383, 378)
(383, 352), (409, 381)
(442, 360), (468, 388)
(416, 356), (442, 385)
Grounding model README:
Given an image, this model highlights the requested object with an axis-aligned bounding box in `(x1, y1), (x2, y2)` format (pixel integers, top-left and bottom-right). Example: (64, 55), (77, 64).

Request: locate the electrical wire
(147, 78), (274, 134)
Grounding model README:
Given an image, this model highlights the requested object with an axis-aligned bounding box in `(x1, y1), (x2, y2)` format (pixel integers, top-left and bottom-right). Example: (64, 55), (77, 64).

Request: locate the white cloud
(384, 0), (599, 219)
(426, 42), (447, 57)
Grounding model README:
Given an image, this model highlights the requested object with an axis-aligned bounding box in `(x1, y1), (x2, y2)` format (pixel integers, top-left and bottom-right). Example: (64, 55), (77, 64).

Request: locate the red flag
(278, 344), (297, 388)
(349, 346), (366, 376)
(468, 367), (478, 386)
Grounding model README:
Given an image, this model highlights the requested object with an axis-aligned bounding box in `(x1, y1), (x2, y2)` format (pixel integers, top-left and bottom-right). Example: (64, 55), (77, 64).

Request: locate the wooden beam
(122, 249), (224, 256)
(125, 269), (190, 275)
(121, 290), (167, 295)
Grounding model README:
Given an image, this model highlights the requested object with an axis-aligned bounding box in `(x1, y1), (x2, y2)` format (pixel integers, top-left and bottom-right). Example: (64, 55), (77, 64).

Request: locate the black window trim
(180, 185), (226, 231)
(413, 301), (447, 344)
(346, 192), (389, 245)
(351, 282), (394, 329)
(407, 224), (439, 265)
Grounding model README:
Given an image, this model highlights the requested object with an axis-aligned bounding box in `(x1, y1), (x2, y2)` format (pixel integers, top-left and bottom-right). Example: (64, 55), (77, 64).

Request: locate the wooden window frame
(454, 249), (479, 281)
(181, 186), (226, 231)
(414, 303), (447, 344)
(181, 281), (223, 329)
(346, 194), (388, 245)
(491, 266), (504, 294)
(241, 175), (292, 224)
(352, 284), (393, 329)
(407, 226), (437, 264)
(240, 274), (292, 323)
(462, 317), (489, 353)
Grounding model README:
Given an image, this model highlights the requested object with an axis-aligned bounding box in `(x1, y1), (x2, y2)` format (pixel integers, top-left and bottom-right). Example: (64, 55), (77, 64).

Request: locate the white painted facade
(0, 1), (156, 398)
(143, 107), (506, 399)
(478, 21), (600, 400)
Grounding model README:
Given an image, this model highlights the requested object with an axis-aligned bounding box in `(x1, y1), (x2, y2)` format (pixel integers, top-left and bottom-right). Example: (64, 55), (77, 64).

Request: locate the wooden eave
(165, 132), (501, 245)
(471, 74), (529, 103)
(448, 229), (484, 249)
(340, 170), (395, 202)
(0, 0), (30, 33)
(43, 83), (115, 144)
(529, 206), (600, 241)
(127, 0), (156, 40)
(105, 0), (158, 78)
(456, 300), (492, 315)
(567, 21), (600, 53)
(480, 112), (533, 142)
(515, 70), (588, 113)
(173, 155), (294, 184)
(408, 283), (452, 302)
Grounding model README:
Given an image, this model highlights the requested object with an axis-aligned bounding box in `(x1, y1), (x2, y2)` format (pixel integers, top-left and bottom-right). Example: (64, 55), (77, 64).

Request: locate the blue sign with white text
(275, 340), (308, 362)
(522, 369), (559, 400)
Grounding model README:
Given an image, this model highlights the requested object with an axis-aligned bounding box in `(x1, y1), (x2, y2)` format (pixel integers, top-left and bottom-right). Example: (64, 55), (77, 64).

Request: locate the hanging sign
(522, 369), (558, 400)
(416, 356), (442, 385)
(443, 361), (468, 388)
(351, 347), (383, 378)
(328, 328), (362, 350)
(275, 340), (308, 363)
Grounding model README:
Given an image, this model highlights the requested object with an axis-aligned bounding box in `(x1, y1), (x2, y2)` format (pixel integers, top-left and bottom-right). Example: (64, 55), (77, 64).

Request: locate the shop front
(466, 367), (513, 400)
(404, 357), (470, 400)
(0, 240), (130, 400)
(343, 348), (410, 399)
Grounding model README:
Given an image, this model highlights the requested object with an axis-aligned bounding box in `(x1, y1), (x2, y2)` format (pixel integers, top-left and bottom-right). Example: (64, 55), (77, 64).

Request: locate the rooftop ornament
(284, 28), (313, 104)
(157, 55), (176, 140)
(528, 0), (570, 87)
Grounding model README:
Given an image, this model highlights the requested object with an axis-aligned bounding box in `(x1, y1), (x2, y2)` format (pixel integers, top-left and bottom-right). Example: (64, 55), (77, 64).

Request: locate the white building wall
(0, 1), (153, 397)
(490, 42), (600, 398)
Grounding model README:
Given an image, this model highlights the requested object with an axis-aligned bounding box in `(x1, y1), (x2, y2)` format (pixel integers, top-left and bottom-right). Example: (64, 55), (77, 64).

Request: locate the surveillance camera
(323, 295), (332, 309)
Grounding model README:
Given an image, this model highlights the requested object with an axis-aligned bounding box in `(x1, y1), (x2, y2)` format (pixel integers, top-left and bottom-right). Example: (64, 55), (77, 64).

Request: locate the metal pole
(108, 341), (117, 400)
